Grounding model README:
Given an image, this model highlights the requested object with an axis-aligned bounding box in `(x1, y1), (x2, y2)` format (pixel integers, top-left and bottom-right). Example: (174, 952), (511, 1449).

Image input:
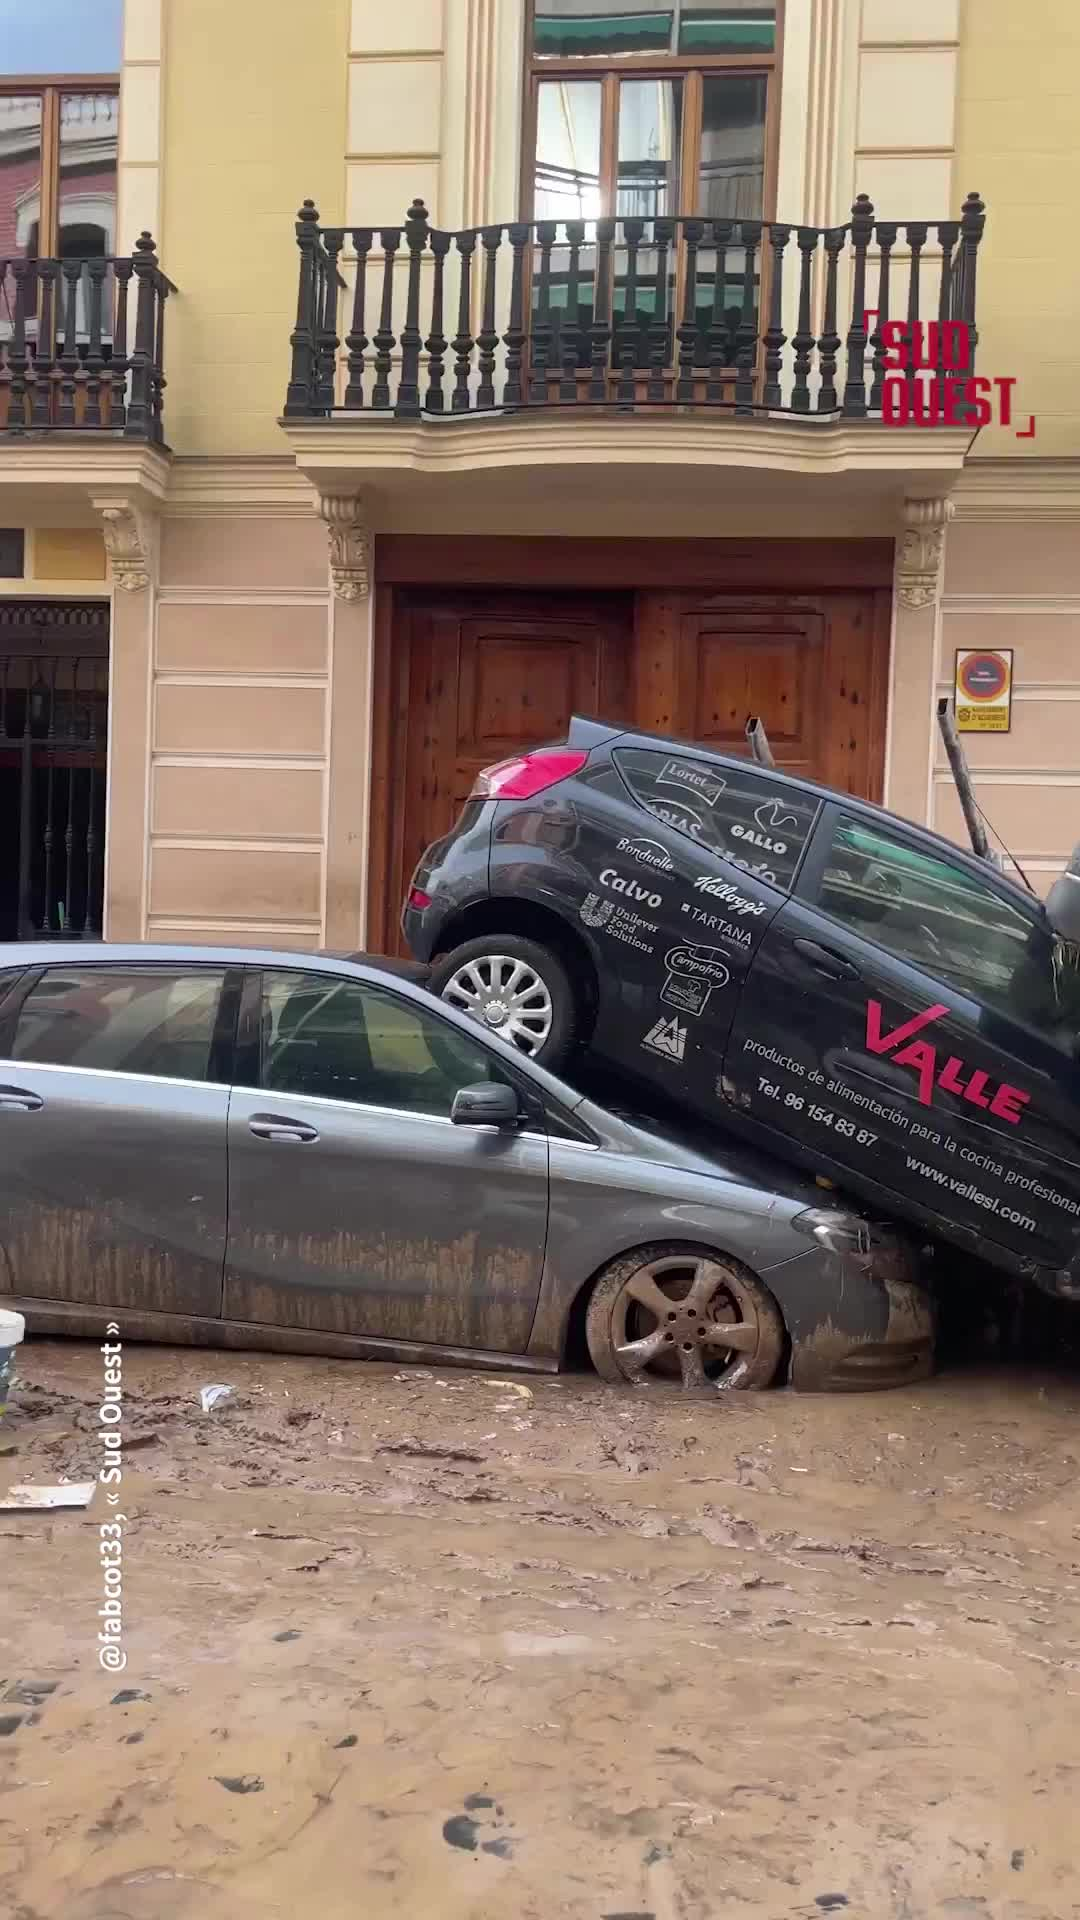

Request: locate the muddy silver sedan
(0, 944), (933, 1393)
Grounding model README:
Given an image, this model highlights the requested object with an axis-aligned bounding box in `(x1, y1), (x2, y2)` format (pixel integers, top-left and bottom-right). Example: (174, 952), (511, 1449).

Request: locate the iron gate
(0, 602), (109, 942)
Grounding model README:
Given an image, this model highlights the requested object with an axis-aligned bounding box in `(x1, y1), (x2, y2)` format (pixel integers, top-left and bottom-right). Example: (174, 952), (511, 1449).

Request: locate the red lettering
(939, 321), (969, 370)
(963, 375), (992, 428)
(865, 1000), (950, 1055)
(962, 1069), (992, 1110)
(994, 376), (1015, 425)
(942, 377), (964, 425)
(883, 375), (909, 424)
(937, 1055), (968, 1096)
(989, 1083), (1030, 1126)
(892, 1038), (937, 1107)
(881, 320), (909, 370)
(911, 381), (942, 426)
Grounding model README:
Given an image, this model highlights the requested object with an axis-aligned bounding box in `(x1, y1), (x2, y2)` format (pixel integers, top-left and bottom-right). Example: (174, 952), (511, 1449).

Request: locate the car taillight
(470, 748), (588, 801)
(408, 887), (432, 910)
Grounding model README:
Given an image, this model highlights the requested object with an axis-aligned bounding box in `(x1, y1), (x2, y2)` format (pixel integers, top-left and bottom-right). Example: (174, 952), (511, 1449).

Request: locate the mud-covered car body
(0, 943), (929, 1392)
(404, 718), (1080, 1301)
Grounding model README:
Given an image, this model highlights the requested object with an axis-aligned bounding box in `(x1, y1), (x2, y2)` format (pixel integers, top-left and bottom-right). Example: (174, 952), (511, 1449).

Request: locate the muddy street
(2, 1341), (1080, 1920)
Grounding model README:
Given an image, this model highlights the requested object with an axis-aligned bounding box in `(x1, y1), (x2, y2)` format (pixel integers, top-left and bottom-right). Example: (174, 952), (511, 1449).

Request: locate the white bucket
(0, 1310), (25, 1416)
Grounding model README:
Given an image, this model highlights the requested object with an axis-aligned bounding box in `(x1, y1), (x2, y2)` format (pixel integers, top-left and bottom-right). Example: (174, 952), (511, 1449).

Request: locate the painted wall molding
(93, 493), (160, 592)
(897, 496), (953, 609)
(165, 458), (318, 519)
(951, 460), (1080, 522)
(318, 494), (371, 600)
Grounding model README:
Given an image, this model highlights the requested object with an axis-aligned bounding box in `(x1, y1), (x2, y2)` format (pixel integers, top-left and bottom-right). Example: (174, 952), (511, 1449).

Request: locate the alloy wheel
(609, 1254), (769, 1391)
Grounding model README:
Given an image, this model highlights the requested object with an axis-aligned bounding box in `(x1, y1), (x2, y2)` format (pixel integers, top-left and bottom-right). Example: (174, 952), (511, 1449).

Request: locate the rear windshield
(613, 747), (820, 891)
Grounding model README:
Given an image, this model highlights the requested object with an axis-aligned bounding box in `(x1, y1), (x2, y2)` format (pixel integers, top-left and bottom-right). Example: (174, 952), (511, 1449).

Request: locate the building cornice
(951, 457), (1080, 522)
(281, 417), (974, 491)
(164, 457), (318, 518)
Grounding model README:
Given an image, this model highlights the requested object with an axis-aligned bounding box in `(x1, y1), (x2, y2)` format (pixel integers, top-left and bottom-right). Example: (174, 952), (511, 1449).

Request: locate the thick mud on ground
(2, 1338), (1080, 1919)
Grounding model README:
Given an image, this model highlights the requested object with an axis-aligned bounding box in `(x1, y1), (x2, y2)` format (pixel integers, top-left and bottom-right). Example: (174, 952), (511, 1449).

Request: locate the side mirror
(1045, 844), (1080, 944)
(450, 1082), (522, 1129)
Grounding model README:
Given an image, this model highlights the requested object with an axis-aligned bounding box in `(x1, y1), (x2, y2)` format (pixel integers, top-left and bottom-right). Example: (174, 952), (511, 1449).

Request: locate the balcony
(279, 193), (986, 520)
(0, 233), (173, 444)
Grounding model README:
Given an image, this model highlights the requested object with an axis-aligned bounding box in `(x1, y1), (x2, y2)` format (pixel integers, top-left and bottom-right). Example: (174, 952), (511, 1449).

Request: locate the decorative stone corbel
(897, 497), (954, 611)
(319, 495), (370, 600)
(93, 496), (158, 593)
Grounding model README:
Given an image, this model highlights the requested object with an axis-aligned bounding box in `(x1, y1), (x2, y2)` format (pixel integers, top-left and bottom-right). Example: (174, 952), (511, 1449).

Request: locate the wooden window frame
(520, 2), (785, 222)
(0, 76), (119, 259)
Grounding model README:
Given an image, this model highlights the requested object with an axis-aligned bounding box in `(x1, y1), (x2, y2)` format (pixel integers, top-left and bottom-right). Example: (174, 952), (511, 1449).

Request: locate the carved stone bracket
(897, 496), (954, 611)
(93, 495), (159, 593)
(319, 495), (370, 600)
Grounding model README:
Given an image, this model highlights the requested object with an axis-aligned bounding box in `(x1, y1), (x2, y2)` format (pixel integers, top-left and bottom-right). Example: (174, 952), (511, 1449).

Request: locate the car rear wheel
(585, 1244), (785, 1393)
(430, 935), (578, 1068)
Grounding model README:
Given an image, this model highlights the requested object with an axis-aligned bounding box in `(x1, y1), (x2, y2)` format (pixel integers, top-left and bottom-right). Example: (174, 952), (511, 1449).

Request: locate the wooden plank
(375, 536), (896, 591)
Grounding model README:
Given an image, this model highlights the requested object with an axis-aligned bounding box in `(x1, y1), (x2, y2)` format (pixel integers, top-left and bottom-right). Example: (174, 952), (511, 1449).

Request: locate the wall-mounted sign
(954, 649), (1013, 733)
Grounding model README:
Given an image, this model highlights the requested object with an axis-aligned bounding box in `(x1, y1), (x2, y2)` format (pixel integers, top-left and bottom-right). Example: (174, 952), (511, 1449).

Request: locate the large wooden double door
(374, 580), (889, 952)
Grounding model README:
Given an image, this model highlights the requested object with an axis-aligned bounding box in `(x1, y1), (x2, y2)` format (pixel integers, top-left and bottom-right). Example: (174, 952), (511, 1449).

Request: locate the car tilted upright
(403, 717), (1080, 1304)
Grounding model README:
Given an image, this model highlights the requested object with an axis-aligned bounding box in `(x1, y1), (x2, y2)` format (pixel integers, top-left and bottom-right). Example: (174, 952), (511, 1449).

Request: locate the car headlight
(792, 1207), (872, 1255)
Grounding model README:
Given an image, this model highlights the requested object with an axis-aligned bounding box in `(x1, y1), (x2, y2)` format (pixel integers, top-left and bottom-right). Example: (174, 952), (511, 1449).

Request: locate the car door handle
(0, 1086), (44, 1113)
(247, 1114), (320, 1144)
(791, 938), (860, 982)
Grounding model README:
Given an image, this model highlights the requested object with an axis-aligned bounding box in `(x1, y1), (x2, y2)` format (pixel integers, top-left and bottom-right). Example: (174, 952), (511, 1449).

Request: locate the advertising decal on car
(614, 748), (819, 892)
(732, 1003), (1080, 1248)
(657, 760), (727, 807)
(652, 799), (708, 840)
(642, 1015), (687, 1061)
(616, 835), (675, 874)
(679, 905), (755, 947)
(660, 944), (731, 1018)
(692, 875), (768, 917)
(580, 893), (658, 953)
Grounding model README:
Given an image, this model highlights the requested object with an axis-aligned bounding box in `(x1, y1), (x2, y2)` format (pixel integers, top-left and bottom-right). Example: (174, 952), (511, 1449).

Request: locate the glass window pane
(816, 822), (1078, 1032)
(0, 94), (42, 265)
(534, 78), (603, 221)
(59, 93), (118, 261)
(0, 0), (122, 76)
(614, 748), (818, 890)
(12, 970), (225, 1081)
(679, 4), (776, 53)
(617, 78), (681, 219)
(698, 73), (766, 220)
(260, 973), (507, 1118)
(534, 2), (674, 58)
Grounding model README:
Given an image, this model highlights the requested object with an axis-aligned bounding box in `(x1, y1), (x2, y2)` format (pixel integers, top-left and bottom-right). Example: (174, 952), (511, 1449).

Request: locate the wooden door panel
(686, 614), (825, 781)
(394, 593), (634, 949)
(634, 590), (887, 802)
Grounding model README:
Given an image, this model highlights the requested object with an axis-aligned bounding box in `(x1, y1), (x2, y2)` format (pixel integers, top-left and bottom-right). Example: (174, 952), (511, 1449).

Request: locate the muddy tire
(585, 1244), (785, 1394)
(430, 934), (578, 1070)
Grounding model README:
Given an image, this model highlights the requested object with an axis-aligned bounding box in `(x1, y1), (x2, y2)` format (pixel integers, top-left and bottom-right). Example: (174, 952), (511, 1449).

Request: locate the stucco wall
(954, 0), (1080, 458)
(158, 0), (348, 455)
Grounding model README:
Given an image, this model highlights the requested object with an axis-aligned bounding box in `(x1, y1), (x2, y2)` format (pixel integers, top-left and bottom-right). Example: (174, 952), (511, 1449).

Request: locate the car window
(259, 971), (514, 1119)
(0, 968), (24, 1009)
(613, 747), (819, 890)
(11, 968), (226, 1080)
(816, 818), (1080, 1048)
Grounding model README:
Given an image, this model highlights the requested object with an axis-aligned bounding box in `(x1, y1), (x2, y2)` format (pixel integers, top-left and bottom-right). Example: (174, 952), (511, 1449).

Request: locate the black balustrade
(0, 232), (175, 441)
(284, 193), (985, 423)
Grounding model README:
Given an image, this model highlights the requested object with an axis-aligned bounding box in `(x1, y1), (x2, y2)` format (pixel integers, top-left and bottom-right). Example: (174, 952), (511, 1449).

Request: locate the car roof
(599, 718), (1042, 913)
(0, 942), (430, 982)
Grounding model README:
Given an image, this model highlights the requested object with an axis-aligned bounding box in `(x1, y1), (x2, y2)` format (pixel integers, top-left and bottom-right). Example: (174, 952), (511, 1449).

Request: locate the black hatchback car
(403, 716), (1080, 1303)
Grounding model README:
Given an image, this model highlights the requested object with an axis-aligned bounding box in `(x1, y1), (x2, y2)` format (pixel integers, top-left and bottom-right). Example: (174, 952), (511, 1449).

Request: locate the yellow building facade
(0, 0), (1076, 950)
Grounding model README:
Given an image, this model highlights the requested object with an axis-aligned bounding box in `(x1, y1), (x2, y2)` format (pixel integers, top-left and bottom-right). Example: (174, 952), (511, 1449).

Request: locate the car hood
(569, 1065), (864, 1218)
